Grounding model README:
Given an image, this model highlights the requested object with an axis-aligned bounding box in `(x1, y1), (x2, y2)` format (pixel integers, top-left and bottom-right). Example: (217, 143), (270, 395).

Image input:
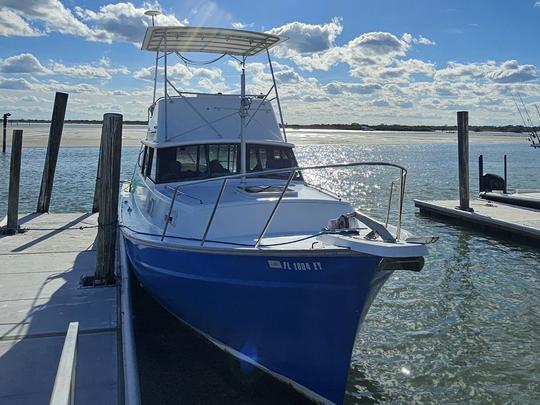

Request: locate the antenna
(144, 10), (161, 27)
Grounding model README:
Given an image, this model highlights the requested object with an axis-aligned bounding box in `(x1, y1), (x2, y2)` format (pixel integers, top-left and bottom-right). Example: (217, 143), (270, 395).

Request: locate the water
(1, 134), (539, 404)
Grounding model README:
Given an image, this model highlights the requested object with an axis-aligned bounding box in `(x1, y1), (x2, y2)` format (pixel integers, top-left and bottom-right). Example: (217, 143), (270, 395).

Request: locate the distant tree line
(7, 119), (537, 133)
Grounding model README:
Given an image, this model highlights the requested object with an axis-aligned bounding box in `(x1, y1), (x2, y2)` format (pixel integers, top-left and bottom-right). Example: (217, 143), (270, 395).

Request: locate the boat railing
(161, 162), (407, 247)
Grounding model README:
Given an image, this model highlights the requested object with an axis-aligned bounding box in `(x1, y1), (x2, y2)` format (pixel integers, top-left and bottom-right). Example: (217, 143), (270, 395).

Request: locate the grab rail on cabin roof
(160, 161), (408, 247)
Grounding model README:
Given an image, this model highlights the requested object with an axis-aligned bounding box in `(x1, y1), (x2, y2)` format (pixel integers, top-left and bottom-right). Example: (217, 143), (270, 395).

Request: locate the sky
(1, 0), (540, 125)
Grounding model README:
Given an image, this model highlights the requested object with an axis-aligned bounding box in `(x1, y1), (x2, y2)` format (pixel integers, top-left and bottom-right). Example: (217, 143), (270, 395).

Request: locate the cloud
(232, 21), (254, 30)
(2, 0), (99, 38)
(1, 1), (182, 44)
(75, 2), (183, 44)
(133, 64), (224, 85)
(51, 63), (112, 79)
(323, 82), (381, 95)
(268, 18), (411, 73)
(0, 52), (129, 80)
(535, 1), (540, 7)
(0, 8), (42, 36)
(0, 76), (34, 90)
(0, 53), (49, 74)
(402, 33), (436, 46)
(486, 60), (537, 83)
(434, 60), (537, 83)
(20, 95), (40, 102)
(268, 17), (343, 54)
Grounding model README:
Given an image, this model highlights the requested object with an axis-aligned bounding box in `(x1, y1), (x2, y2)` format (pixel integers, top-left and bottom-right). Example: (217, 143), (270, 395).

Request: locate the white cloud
(51, 63), (112, 79)
(402, 33), (436, 46)
(268, 18), (411, 73)
(269, 17), (343, 54)
(486, 60), (537, 83)
(0, 53), (49, 74)
(0, 76), (34, 90)
(323, 82), (381, 95)
(75, 2), (183, 44)
(434, 60), (537, 83)
(133, 64), (224, 86)
(1, 1), (182, 44)
(232, 21), (254, 30)
(0, 52), (129, 80)
(0, 8), (42, 37)
(535, 1), (540, 7)
(1, 0), (100, 38)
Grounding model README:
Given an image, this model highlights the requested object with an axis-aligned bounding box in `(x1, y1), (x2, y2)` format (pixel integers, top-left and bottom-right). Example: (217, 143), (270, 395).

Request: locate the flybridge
(142, 22), (289, 175)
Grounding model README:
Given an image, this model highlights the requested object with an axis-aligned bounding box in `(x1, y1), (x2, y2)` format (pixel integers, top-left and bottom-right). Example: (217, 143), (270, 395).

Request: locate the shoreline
(1, 124), (528, 147)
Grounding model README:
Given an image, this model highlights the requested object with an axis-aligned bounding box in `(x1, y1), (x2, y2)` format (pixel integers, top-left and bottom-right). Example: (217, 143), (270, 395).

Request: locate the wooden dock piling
(36, 92), (69, 213)
(5, 130), (23, 234)
(2, 112), (10, 154)
(457, 111), (470, 211)
(92, 135), (104, 213)
(478, 154), (483, 192)
(95, 113), (123, 283)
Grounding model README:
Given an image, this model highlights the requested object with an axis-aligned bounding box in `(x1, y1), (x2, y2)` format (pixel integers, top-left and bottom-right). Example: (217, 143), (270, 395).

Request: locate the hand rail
(161, 161), (408, 246)
(50, 322), (79, 405)
(254, 169), (296, 248)
(201, 178), (227, 246)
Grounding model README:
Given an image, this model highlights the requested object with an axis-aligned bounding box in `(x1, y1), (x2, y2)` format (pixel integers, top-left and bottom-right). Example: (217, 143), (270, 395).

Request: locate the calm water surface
(0, 138), (539, 404)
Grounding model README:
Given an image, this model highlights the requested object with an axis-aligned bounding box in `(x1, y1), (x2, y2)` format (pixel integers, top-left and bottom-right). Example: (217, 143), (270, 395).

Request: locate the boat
(119, 24), (434, 404)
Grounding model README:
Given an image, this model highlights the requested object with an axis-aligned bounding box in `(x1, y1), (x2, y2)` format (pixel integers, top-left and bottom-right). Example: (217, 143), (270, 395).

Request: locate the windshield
(152, 143), (300, 183)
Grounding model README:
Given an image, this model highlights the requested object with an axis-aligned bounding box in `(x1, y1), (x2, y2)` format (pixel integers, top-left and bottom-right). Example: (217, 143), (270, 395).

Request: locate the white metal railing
(50, 322), (79, 405)
(160, 162), (407, 247)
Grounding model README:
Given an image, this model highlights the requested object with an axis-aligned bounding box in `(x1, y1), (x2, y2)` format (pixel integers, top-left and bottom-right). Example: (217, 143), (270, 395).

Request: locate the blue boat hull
(124, 237), (391, 404)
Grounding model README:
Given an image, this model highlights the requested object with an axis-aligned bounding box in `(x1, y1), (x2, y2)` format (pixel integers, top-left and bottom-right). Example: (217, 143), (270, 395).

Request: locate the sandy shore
(2, 124), (527, 147)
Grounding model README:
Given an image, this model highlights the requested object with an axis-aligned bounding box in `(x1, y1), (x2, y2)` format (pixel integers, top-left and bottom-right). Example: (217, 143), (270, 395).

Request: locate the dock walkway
(414, 198), (540, 242)
(0, 213), (120, 404)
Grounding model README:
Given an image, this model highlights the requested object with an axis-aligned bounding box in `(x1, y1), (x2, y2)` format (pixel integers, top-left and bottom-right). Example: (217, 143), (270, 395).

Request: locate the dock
(414, 198), (540, 242)
(0, 212), (126, 404)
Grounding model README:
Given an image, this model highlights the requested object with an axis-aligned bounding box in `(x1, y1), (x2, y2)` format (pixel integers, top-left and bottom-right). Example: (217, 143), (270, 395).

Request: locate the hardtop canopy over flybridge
(141, 23), (288, 176)
(141, 26), (284, 55)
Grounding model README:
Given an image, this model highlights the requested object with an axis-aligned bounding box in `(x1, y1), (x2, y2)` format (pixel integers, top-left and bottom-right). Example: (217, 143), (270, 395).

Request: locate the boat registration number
(267, 260), (323, 271)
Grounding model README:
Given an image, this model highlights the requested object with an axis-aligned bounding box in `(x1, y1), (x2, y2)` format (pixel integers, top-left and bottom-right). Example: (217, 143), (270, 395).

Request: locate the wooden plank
(95, 113), (123, 283)
(5, 129), (23, 232)
(49, 322), (79, 405)
(0, 213), (120, 405)
(37, 92), (69, 213)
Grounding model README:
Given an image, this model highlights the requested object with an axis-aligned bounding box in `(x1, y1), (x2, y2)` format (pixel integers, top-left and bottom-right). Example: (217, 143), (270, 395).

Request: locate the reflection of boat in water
(119, 24), (433, 404)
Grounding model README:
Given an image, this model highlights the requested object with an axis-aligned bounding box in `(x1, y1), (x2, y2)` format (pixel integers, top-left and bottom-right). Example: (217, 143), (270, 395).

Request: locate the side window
(145, 148), (154, 178)
(140, 146), (147, 174)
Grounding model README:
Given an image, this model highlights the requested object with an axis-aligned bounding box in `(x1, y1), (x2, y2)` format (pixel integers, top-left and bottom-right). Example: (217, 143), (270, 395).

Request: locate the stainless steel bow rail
(161, 161), (408, 247)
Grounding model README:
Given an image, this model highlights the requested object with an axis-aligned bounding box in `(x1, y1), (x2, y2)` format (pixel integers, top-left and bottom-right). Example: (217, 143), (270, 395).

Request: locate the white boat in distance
(119, 24), (434, 404)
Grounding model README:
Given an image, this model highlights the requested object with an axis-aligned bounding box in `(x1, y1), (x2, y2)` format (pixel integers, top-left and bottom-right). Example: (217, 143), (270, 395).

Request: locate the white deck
(0, 213), (119, 404)
(414, 198), (540, 241)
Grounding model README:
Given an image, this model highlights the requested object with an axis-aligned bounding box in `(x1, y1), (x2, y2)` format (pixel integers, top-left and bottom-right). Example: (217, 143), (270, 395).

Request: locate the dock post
(92, 135), (104, 213)
(2, 113), (10, 154)
(457, 111), (471, 211)
(95, 113), (123, 284)
(478, 155), (484, 192)
(503, 155), (507, 194)
(36, 92), (69, 213)
(5, 130), (23, 234)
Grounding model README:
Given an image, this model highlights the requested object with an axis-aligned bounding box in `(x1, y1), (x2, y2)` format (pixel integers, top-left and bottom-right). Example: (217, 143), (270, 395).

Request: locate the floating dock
(414, 198), (540, 242)
(479, 192), (540, 210)
(0, 212), (134, 404)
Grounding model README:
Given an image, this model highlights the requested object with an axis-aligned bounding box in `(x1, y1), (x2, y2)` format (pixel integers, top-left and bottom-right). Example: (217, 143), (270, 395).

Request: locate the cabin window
(156, 144), (239, 182)
(247, 144), (301, 179)
(141, 146), (155, 180)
